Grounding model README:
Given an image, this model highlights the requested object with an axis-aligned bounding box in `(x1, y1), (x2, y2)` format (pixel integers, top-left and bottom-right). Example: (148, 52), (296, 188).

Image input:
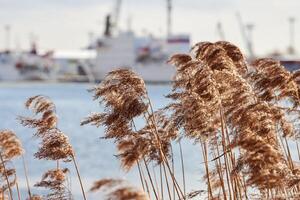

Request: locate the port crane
(236, 12), (255, 58)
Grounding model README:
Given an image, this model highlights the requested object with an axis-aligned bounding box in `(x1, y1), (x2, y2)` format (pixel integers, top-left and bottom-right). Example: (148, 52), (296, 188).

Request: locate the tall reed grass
(1, 41), (300, 199)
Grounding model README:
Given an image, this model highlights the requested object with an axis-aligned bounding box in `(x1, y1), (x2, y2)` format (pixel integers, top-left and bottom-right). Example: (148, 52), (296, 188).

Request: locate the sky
(0, 0), (299, 56)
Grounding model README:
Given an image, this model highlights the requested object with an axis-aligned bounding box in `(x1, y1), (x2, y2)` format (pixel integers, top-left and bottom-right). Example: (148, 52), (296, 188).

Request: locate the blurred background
(1, 0), (300, 54)
(0, 0), (299, 199)
(0, 0), (300, 82)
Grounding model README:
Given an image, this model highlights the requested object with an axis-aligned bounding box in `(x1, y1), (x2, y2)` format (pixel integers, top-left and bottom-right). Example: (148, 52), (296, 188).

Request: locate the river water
(0, 83), (203, 199)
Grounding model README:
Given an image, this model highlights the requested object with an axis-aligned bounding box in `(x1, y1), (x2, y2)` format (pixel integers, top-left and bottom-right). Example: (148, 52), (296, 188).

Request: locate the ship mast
(167, 0), (172, 37)
(4, 24), (11, 52)
(216, 21), (225, 40)
(288, 17), (296, 55)
(114, 0), (122, 32)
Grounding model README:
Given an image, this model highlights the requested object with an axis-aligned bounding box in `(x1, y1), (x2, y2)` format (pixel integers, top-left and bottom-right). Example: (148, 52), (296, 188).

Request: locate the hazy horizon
(0, 0), (299, 56)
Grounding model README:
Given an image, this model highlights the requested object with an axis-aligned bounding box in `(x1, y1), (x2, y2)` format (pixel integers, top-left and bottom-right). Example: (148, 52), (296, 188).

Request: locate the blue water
(0, 83), (203, 199)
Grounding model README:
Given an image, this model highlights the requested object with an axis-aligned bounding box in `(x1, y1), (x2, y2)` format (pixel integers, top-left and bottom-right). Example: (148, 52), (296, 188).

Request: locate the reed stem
(212, 144), (227, 200)
(296, 141), (300, 161)
(159, 164), (165, 200)
(140, 163), (151, 198)
(170, 145), (175, 200)
(284, 137), (294, 169)
(219, 107), (233, 200)
(15, 175), (21, 200)
(143, 158), (159, 200)
(200, 140), (213, 199)
(152, 165), (161, 199)
(144, 98), (185, 199)
(162, 161), (173, 200)
(22, 155), (31, 198)
(71, 155), (87, 200)
(178, 140), (186, 197)
(137, 161), (146, 191)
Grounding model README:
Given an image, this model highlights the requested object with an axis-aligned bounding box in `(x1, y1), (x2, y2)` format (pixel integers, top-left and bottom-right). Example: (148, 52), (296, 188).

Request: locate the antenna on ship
(114, 0), (122, 32)
(288, 17), (296, 55)
(167, 0), (172, 37)
(29, 32), (38, 54)
(104, 0), (122, 37)
(216, 21), (225, 40)
(4, 24), (11, 52)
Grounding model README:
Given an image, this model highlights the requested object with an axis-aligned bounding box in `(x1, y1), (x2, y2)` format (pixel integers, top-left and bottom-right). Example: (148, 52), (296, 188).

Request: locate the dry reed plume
(166, 41), (300, 199)
(34, 168), (71, 200)
(19, 95), (86, 200)
(82, 69), (185, 200)
(0, 130), (24, 200)
(18, 95), (73, 161)
(90, 178), (149, 200)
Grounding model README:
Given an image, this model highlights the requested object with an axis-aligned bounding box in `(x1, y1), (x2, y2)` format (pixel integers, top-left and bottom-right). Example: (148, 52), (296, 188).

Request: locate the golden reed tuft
(34, 168), (71, 200)
(90, 178), (149, 200)
(0, 130), (23, 198)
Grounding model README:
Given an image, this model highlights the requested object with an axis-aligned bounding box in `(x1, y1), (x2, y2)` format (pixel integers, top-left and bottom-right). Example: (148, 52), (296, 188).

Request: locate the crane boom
(236, 12), (254, 58)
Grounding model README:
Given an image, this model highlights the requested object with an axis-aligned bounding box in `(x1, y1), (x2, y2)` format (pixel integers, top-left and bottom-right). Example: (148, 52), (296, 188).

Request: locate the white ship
(88, 0), (190, 82)
(0, 47), (97, 82)
(0, 49), (56, 81)
(90, 32), (190, 83)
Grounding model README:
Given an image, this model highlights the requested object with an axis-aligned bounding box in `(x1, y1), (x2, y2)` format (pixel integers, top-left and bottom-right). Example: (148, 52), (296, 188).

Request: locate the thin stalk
(242, 175), (248, 200)
(178, 140), (186, 197)
(212, 146), (227, 200)
(71, 155), (87, 200)
(200, 140), (213, 199)
(221, 107), (242, 200)
(143, 158), (159, 200)
(159, 164), (164, 200)
(144, 110), (185, 199)
(160, 142), (185, 199)
(279, 135), (292, 169)
(143, 108), (185, 199)
(15, 175), (21, 200)
(215, 161), (227, 200)
(162, 161), (173, 200)
(145, 96), (184, 195)
(152, 165), (161, 199)
(22, 155), (31, 198)
(66, 172), (72, 198)
(57, 160), (60, 169)
(141, 164), (151, 199)
(284, 137), (294, 169)
(219, 108), (233, 200)
(131, 120), (159, 199)
(170, 145), (175, 200)
(137, 161), (146, 191)
(231, 153), (244, 200)
(0, 153), (13, 200)
(131, 120), (151, 197)
(296, 141), (300, 161)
